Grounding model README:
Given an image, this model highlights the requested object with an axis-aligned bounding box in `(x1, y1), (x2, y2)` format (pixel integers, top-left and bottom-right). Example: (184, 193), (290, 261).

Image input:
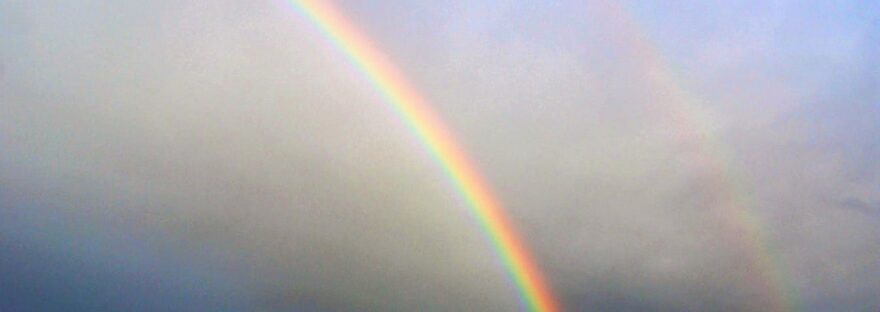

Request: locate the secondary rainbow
(286, 1), (561, 311)
(597, 2), (798, 311)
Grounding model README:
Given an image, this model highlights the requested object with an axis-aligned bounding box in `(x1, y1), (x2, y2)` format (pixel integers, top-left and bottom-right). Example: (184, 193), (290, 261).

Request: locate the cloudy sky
(1, 0), (878, 311)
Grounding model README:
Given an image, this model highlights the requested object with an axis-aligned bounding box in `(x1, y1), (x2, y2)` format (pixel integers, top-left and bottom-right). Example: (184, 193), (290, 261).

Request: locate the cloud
(1, 1), (878, 311)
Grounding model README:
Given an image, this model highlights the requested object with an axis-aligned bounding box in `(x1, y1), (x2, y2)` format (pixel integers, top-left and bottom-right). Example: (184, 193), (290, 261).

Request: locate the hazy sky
(1, 1), (878, 311)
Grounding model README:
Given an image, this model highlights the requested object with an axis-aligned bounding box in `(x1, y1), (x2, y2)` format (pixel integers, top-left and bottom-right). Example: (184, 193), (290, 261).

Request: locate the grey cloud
(1, 1), (878, 311)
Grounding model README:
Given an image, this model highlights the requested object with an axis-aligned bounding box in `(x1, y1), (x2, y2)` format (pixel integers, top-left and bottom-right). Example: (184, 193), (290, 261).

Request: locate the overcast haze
(1, 1), (878, 311)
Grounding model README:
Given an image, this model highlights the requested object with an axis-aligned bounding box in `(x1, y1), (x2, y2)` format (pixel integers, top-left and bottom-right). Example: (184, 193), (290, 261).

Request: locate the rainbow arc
(288, 1), (560, 311)
(286, 1), (798, 311)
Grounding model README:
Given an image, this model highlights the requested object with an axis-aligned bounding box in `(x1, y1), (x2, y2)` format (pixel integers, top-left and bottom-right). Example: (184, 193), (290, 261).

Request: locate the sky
(1, 0), (878, 311)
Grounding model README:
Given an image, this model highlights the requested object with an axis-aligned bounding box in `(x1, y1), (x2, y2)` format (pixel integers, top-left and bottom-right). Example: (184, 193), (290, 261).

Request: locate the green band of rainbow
(286, 1), (561, 311)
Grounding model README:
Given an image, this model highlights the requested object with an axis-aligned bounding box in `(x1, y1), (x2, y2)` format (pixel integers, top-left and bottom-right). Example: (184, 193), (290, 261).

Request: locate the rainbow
(595, 2), (798, 311)
(286, 1), (561, 311)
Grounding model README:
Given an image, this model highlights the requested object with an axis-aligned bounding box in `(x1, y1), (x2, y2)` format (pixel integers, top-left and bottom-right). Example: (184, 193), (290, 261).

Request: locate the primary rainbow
(286, 1), (561, 311)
